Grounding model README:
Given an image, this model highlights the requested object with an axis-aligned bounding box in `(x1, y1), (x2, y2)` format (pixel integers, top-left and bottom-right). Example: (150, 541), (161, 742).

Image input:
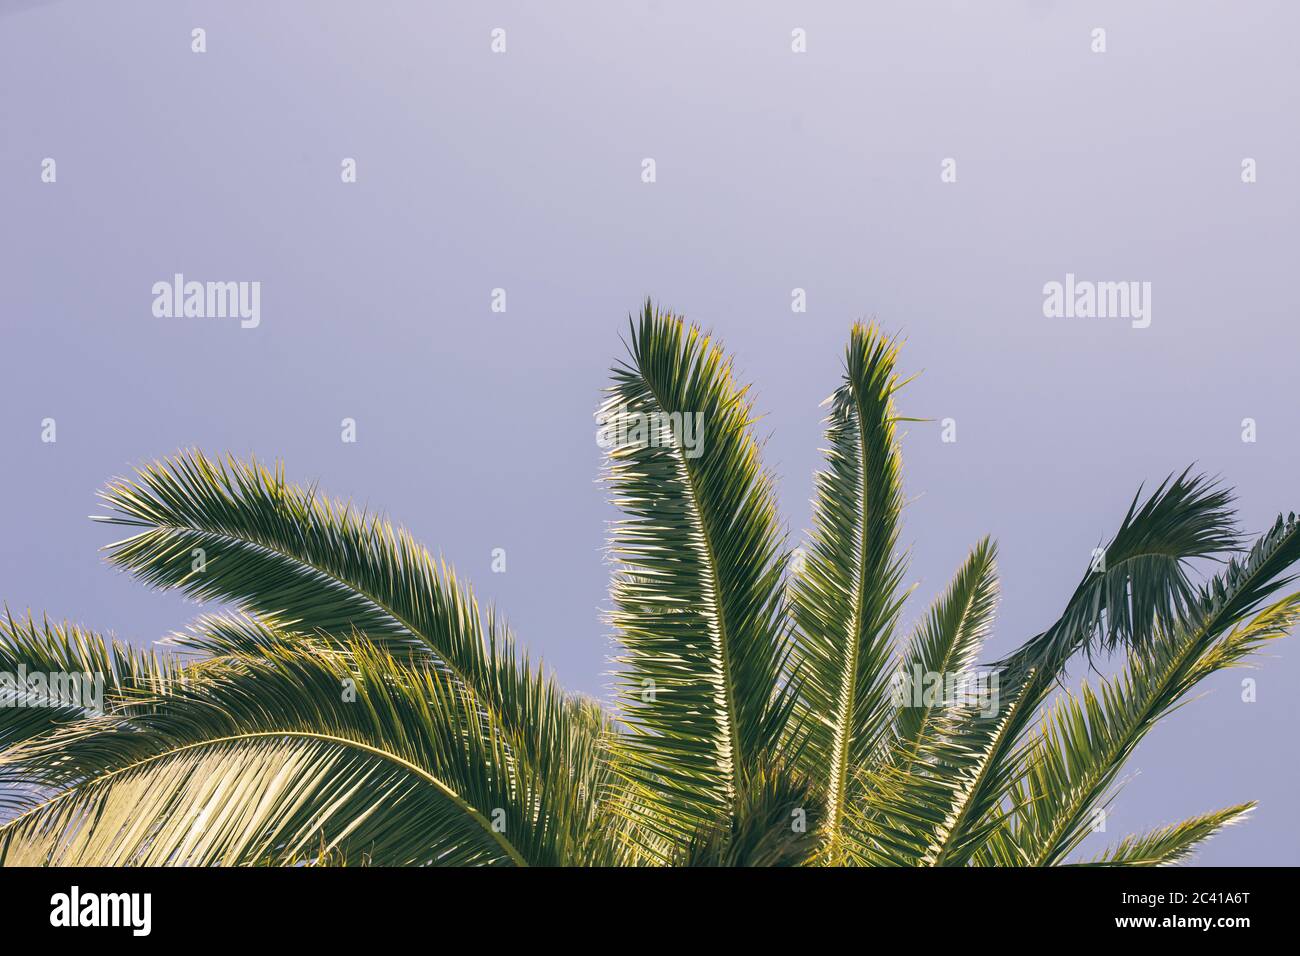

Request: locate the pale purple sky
(2, 1), (1297, 863)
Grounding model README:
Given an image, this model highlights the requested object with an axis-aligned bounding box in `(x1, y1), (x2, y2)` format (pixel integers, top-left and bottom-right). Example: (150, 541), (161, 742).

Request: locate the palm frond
(179, 614), (628, 866)
(0, 632), (575, 865)
(907, 475), (1248, 864)
(602, 302), (792, 852)
(894, 538), (999, 750)
(0, 734), (515, 866)
(845, 669), (1038, 866)
(93, 450), (602, 854)
(0, 611), (179, 720)
(1001, 470), (1240, 677)
(1076, 804), (1254, 866)
(833, 540), (1003, 865)
(674, 761), (820, 867)
(982, 524), (1300, 867)
(0, 613), (183, 811)
(790, 323), (912, 856)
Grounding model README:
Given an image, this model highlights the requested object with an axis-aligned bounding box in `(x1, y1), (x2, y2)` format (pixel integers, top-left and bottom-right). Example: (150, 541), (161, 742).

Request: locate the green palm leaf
(983, 518), (1300, 866)
(0, 735), (514, 866)
(1077, 804), (1255, 866)
(1002, 471), (1240, 676)
(93, 450), (604, 857)
(846, 669), (1038, 866)
(790, 324), (912, 858)
(845, 482), (1254, 867)
(674, 762), (820, 867)
(1, 614), (183, 811)
(602, 302), (793, 852)
(911, 474), (1248, 865)
(837, 540), (1003, 865)
(0, 630), (565, 865)
(893, 538), (999, 751)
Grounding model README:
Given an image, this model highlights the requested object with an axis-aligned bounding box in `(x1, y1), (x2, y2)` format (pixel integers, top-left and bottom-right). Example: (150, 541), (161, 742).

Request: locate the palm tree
(1, 301), (1295, 867)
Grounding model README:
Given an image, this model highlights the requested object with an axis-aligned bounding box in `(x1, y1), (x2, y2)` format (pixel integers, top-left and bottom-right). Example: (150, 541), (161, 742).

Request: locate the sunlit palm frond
(674, 761), (820, 867)
(1076, 804), (1255, 866)
(845, 669), (1038, 866)
(893, 538), (999, 751)
(0, 734), (517, 866)
(834, 539), (1003, 866)
(93, 450), (602, 855)
(790, 324), (912, 859)
(0, 613), (183, 812)
(182, 612), (629, 865)
(0, 631), (576, 866)
(0, 611), (179, 723)
(602, 302), (793, 855)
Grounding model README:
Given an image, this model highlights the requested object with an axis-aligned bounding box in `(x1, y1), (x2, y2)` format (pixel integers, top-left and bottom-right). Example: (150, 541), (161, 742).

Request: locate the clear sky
(1, 1), (1297, 863)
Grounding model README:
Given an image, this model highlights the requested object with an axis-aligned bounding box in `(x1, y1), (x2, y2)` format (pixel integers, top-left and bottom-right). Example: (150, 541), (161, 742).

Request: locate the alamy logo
(596, 405), (705, 459)
(50, 886), (151, 936)
(891, 666), (1001, 718)
(0, 665), (104, 713)
(152, 273), (261, 328)
(1042, 272), (1151, 329)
